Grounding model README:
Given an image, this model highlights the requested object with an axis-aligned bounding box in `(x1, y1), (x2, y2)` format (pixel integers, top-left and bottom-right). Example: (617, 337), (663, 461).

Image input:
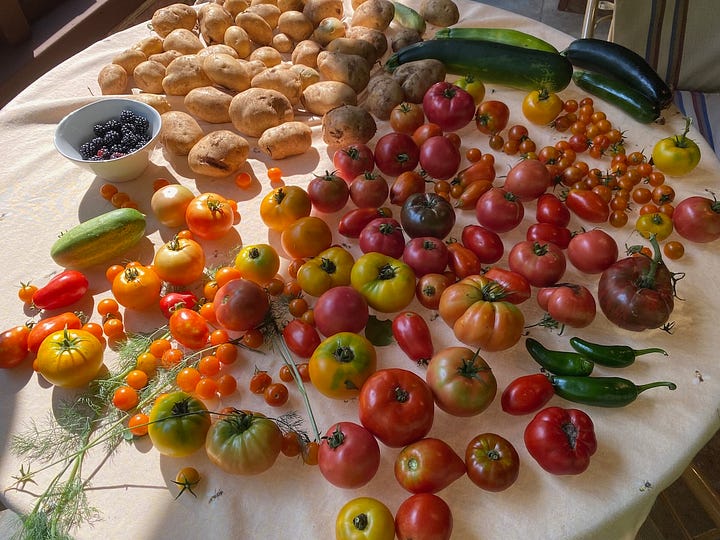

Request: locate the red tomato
(27, 312), (82, 354)
(415, 273), (453, 310)
(475, 100), (510, 135)
(461, 225), (504, 264)
(567, 229), (618, 274)
(0, 325), (30, 369)
(422, 81), (476, 132)
(395, 493), (453, 540)
(350, 172), (389, 208)
(214, 278), (269, 332)
(390, 101), (426, 134)
(359, 217), (406, 259)
(159, 291), (198, 319)
(465, 433), (520, 491)
(536, 284), (597, 328)
(524, 406), (597, 475)
(392, 311), (434, 366)
(501, 373), (555, 415)
(419, 136), (461, 180)
(318, 422), (380, 489)
(508, 241), (567, 287)
(390, 171), (426, 206)
(503, 159), (551, 201)
(672, 195), (720, 243)
(565, 189), (610, 223)
(333, 143), (375, 182)
(394, 438), (466, 493)
(445, 241), (482, 279)
(358, 368), (435, 448)
(338, 207), (392, 239)
(536, 193), (571, 227)
(526, 222), (571, 249)
(32, 270), (89, 310)
(374, 132), (420, 177)
(313, 286), (369, 337)
(483, 267), (531, 304)
(307, 170), (350, 213)
(402, 237), (449, 276)
(475, 187), (525, 233)
(185, 192), (235, 240)
(425, 346), (497, 417)
(282, 319), (321, 358)
(168, 308), (209, 349)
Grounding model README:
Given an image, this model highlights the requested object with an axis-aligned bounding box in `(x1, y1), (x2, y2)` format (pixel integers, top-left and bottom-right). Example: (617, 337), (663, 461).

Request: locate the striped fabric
(613, 0), (719, 159)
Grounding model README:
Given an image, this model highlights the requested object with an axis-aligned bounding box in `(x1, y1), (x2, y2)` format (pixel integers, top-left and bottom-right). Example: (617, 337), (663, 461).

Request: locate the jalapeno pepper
(568, 337), (668, 368)
(549, 374), (676, 407)
(525, 338), (594, 376)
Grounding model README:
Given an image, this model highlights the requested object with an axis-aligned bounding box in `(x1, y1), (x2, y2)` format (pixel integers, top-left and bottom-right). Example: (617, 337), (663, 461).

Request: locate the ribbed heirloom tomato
(35, 328), (104, 387)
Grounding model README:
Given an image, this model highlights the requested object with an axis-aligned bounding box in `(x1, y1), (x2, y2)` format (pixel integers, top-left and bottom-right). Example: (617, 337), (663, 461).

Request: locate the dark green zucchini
(433, 27), (558, 53)
(572, 70), (661, 124)
(563, 38), (673, 108)
(385, 38), (573, 92)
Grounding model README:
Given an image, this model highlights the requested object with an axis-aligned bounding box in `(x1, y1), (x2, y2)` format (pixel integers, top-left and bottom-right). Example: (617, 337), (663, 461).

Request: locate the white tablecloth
(1, 1), (719, 539)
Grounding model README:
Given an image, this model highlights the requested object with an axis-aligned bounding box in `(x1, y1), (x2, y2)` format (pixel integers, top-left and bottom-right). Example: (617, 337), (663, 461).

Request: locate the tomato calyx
(458, 349), (493, 381)
(324, 424), (346, 449)
(377, 262), (399, 281)
(480, 281), (512, 302)
(671, 116), (695, 149)
(352, 513), (369, 531)
(319, 257), (337, 274)
(394, 385), (410, 403)
(333, 345), (356, 364)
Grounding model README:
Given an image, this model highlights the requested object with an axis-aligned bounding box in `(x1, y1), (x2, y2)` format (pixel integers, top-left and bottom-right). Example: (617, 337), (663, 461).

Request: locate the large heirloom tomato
(598, 239), (675, 331)
(400, 192), (456, 240)
(259, 185), (312, 232)
(358, 368), (435, 448)
(153, 236), (206, 286)
(425, 347), (497, 416)
(310, 332), (377, 400)
(318, 422), (381, 489)
(205, 410), (282, 475)
(214, 278), (270, 332)
(508, 240), (566, 287)
(148, 391), (211, 458)
(651, 118), (701, 177)
(672, 195), (720, 243)
(350, 252), (416, 313)
(422, 81), (476, 132)
(35, 328), (104, 388)
(524, 406), (597, 475)
(394, 438), (466, 493)
(438, 275), (525, 351)
(296, 245), (355, 297)
(185, 192), (235, 240)
(336, 497), (395, 540)
(465, 433), (520, 491)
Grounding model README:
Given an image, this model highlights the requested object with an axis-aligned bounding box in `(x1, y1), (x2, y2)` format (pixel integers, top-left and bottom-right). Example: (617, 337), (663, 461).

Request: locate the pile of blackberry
(78, 109), (152, 161)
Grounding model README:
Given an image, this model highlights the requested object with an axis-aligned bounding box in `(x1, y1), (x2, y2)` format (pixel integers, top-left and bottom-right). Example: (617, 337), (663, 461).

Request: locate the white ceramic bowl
(54, 98), (162, 183)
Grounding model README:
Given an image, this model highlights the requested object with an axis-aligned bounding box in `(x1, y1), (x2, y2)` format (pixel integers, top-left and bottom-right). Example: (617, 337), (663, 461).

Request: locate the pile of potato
(96, 0), (459, 177)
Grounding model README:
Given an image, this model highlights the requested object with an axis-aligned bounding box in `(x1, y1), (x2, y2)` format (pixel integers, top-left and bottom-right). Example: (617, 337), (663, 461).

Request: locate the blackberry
(103, 130), (121, 145)
(79, 142), (95, 159)
(121, 133), (139, 148)
(93, 123), (106, 137)
(78, 109), (151, 160)
(105, 119), (122, 132)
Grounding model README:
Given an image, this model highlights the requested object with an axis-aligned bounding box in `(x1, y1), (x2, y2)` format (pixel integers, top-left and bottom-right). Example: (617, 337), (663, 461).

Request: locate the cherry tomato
(475, 100), (510, 135)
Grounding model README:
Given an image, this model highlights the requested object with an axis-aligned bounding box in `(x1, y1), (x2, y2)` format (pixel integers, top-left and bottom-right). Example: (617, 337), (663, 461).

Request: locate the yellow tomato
(153, 236), (206, 286)
(259, 186), (312, 232)
(651, 117), (701, 176)
(522, 89), (564, 125)
(150, 184), (195, 227)
(280, 216), (333, 259)
(233, 243), (280, 285)
(35, 328), (104, 388)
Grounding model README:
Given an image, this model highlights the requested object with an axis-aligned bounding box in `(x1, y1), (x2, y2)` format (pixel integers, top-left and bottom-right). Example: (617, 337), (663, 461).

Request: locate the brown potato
(132, 35), (164, 57)
(344, 25), (388, 60)
(98, 64), (128, 95)
(184, 86), (233, 123)
(162, 55), (214, 96)
(311, 17), (345, 46)
(160, 111), (204, 155)
(271, 33), (294, 53)
(291, 39), (322, 67)
(301, 80), (357, 115)
(252, 65), (303, 105)
(302, 0), (343, 25)
(223, 25), (252, 58)
(112, 49), (147, 74)
(316, 50), (370, 93)
(196, 44), (240, 58)
(163, 28), (204, 54)
(257, 121), (313, 159)
(246, 3), (281, 28)
(350, 0), (395, 31)
(151, 3), (198, 38)
(277, 10), (314, 41)
(419, 0), (459, 27)
(133, 60), (167, 93)
(363, 74), (404, 120)
(130, 93), (172, 114)
(223, 0), (249, 17)
(325, 37), (379, 65)
(235, 11), (274, 45)
(229, 87), (294, 137)
(248, 45), (283, 67)
(199, 4), (234, 45)
(321, 104), (376, 146)
(148, 50), (183, 66)
(202, 53), (254, 92)
(391, 59), (446, 103)
(188, 130), (250, 178)
(278, 0), (303, 12)
(289, 64), (320, 89)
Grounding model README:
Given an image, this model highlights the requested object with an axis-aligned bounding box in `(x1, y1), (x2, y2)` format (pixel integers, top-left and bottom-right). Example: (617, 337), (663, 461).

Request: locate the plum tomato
(501, 373), (555, 416)
(461, 225), (504, 264)
(394, 438), (466, 494)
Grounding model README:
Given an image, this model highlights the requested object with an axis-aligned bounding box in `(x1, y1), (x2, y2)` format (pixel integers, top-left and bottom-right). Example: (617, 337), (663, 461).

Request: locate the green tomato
(309, 332), (377, 400)
(651, 117), (701, 176)
(335, 497), (395, 540)
(455, 75), (486, 105)
(147, 391), (211, 458)
(205, 411), (283, 475)
(350, 252), (416, 313)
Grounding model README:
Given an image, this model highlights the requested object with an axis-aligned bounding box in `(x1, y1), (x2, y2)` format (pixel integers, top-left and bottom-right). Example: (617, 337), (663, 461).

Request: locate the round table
(1, 1), (719, 539)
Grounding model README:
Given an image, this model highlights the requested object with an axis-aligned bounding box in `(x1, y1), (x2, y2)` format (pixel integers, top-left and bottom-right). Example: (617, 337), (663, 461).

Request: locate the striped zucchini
(51, 208), (147, 269)
(385, 38), (573, 92)
(563, 38), (673, 108)
(434, 27), (558, 53)
(572, 71), (661, 124)
(393, 1), (426, 34)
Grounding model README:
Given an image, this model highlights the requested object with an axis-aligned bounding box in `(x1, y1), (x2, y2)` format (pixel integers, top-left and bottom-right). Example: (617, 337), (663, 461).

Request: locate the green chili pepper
(568, 337), (668, 368)
(525, 338), (594, 376)
(549, 374), (677, 407)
